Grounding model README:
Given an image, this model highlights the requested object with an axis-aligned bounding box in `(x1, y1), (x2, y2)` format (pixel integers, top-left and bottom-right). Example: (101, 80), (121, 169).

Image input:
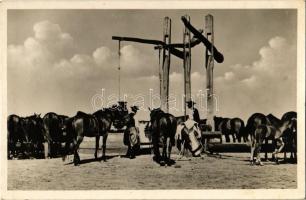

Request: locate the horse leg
(237, 132), (242, 143)
(166, 137), (172, 166)
(94, 136), (99, 160)
(293, 139), (297, 163)
(255, 145), (264, 166)
(264, 139), (268, 161)
(225, 132), (230, 143)
(73, 136), (83, 166)
(232, 131), (236, 143)
(250, 136), (255, 165)
(152, 135), (161, 163)
(102, 133), (108, 161)
(160, 139), (167, 166)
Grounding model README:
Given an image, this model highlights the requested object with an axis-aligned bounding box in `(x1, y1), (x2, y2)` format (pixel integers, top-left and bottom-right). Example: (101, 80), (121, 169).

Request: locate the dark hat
(131, 106), (139, 112)
(186, 101), (196, 106)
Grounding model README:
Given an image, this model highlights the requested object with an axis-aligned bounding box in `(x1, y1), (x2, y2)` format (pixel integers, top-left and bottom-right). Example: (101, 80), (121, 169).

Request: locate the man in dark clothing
(186, 101), (200, 124)
(124, 106), (140, 159)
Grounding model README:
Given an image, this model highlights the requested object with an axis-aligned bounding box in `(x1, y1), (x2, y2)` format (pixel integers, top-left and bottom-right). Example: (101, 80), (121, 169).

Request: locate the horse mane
(92, 108), (114, 120)
(150, 108), (165, 121)
(44, 112), (57, 116)
(281, 111), (297, 122)
(266, 113), (281, 127)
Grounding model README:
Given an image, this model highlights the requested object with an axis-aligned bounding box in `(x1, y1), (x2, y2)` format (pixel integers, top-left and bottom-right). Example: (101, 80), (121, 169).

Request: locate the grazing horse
(7, 114), (30, 158)
(23, 114), (50, 158)
(149, 108), (177, 166)
(246, 113), (269, 164)
(250, 113), (296, 165)
(70, 108), (115, 166)
(230, 118), (246, 143)
(214, 117), (234, 143)
(61, 116), (76, 158)
(43, 112), (67, 157)
(281, 111), (297, 163)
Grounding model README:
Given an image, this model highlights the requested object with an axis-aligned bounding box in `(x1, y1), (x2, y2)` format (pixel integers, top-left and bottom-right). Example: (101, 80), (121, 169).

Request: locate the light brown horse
(250, 112), (296, 165)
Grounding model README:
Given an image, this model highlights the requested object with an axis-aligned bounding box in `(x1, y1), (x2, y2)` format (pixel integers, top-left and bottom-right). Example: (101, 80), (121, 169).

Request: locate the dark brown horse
(69, 108), (116, 166)
(214, 117), (234, 143)
(7, 114), (30, 158)
(230, 118), (247, 142)
(23, 114), (50, 158)
(281, 111), (297, 163)
(43, 112), (69, 157)
(149, 108), (177, 166)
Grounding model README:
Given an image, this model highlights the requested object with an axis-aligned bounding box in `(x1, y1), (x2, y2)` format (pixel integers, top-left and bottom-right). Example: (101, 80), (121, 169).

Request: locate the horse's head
(291, 118), (297, 134)
(213, 116), (224, 127)
(148, 107), (163, 122)
(94, 108), (116, 124)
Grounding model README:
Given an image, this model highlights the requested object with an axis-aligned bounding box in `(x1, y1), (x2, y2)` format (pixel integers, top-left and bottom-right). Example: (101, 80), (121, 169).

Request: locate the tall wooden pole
(118, 40), (121, 101)
(161, 17), (171, 112)
(205, 14), (215, 131)
(183, 15), (192, 117)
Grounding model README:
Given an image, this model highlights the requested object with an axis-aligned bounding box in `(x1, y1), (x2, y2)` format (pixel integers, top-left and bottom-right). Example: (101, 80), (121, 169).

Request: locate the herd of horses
(7, 106), (297, 166)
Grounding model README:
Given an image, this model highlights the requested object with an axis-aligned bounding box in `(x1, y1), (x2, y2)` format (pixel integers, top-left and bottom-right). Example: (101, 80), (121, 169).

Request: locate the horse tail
(165, 116), (171, 139)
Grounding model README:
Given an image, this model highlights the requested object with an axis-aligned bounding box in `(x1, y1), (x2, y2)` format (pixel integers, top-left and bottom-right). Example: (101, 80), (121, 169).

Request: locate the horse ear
(148, 107), (151, 111)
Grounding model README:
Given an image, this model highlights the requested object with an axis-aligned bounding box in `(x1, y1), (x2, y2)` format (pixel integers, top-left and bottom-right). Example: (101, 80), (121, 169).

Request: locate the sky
(7, 9), (297, 121)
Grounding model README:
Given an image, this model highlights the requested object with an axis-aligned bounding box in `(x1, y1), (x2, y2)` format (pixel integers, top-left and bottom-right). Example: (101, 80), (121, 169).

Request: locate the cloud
(7, 21), (163, 116)
(213, 36), (296, 120)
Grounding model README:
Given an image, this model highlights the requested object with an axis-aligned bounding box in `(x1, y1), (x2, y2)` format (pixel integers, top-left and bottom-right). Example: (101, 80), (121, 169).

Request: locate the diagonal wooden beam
(181, 16), (224, 63)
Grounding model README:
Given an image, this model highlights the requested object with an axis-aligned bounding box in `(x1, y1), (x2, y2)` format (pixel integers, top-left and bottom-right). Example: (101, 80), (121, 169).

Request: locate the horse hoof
(256, 162), (264, 166)
(160, 161), (165, 166)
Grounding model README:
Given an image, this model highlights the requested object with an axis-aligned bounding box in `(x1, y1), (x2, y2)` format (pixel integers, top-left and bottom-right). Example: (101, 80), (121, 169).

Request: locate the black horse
(281, 111), (297, 163)
(7, 114), (30, 159)
(43, 113), (70, 157)
(23, 114), (50, 158)
(149, 108), (177, 166)
(214, 117), (233, 143)
(69, 108), (116, 166)
(61, 116), (76, 157)
(230, 118), (246, 143)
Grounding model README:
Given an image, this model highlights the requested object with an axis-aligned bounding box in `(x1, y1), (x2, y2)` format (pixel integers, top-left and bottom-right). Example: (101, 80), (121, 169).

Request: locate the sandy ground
(8, 133), (297, 190)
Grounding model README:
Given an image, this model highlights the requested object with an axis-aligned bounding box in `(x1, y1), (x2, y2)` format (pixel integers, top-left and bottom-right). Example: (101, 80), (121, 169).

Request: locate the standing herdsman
(123, 106), (140, 159)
